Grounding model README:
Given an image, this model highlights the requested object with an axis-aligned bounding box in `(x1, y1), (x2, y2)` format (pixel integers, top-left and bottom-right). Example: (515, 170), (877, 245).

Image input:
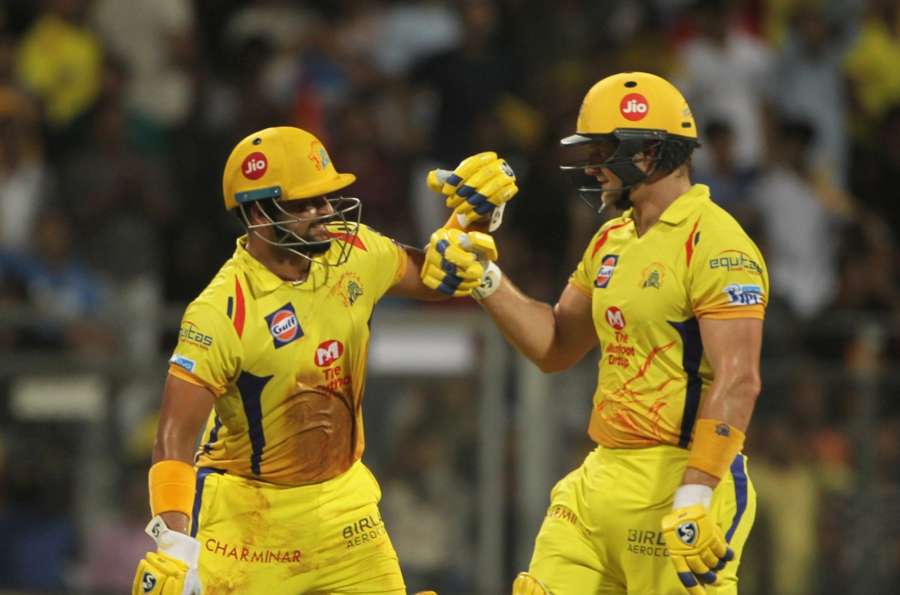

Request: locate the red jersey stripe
(233, 276), (246, 338)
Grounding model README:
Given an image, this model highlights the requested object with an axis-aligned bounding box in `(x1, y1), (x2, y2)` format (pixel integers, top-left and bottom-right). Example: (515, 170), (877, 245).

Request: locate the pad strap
(149, 460), (196, 518)
(686, 419), (745, 480)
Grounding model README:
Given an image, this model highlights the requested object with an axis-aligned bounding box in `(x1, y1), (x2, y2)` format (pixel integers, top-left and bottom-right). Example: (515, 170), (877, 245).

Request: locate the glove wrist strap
(472, 261), (502, 300)
(673, 484), (714, 510)
(146, 516), (201, 567)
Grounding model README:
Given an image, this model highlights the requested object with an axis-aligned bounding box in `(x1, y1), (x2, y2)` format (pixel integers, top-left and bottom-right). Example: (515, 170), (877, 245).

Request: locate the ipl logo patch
(723, 283), (764, 306)
(594, 254), (620, 288)
(676, 521), (699, 546)
(265, 303), (304, 348)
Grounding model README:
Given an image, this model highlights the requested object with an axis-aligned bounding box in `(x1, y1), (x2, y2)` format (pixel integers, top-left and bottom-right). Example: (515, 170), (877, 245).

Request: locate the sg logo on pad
(265, 303), (304, 348)
(141, 572), (157, 592)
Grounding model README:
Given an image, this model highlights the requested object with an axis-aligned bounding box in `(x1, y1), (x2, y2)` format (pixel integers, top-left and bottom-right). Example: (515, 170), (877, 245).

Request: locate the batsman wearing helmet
(132, 126), (513, 594)
(425, 72), (767, 594)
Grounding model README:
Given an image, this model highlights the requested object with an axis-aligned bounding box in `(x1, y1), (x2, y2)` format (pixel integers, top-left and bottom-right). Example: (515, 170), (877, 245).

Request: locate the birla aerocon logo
(265, 303), (303, 348)
(620, 93), (649, 121)
(242, 151), (268, 179)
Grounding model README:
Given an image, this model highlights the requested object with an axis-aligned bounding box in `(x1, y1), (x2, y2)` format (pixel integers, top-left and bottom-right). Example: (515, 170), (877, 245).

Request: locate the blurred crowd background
(1, 0), (900, 593)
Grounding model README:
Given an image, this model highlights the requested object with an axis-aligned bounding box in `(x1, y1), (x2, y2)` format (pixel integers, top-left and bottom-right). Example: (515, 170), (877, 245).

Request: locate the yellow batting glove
(421, 228), (497, 297)
(661, 504), (734, 594)
(426, 151), (518, 231)
(133, 517), (202, 595)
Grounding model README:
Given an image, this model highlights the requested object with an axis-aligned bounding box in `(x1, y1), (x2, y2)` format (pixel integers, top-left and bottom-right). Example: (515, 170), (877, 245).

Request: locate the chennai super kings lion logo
(331, 272), (364, 306)
(308, 140), (331, 171)
(640, 263), (665, 289)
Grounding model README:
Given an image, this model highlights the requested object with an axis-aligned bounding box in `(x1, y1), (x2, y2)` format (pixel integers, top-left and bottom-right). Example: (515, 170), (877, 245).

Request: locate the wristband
(686, 419), (745, 480)
(472, 261), (502, 301)
(149, 460), (196, 518)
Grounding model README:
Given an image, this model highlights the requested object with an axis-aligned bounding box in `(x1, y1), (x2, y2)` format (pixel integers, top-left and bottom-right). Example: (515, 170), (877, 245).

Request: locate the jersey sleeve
(354, 224), (408, 301)
(168, 300), (242, 396)
(569, 229), (603, 296)
(687, 218), (769, 320)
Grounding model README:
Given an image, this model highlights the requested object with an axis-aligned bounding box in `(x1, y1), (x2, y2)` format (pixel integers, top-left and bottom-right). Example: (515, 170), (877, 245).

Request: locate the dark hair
(654, 137), (697, 172)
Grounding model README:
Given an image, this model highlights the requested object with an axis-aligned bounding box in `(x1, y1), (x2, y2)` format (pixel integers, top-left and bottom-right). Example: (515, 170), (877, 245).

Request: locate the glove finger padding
(445, 158), (517, 210)
(427, 152), (517, 230)
(662, 504), (732, 593)
(133, 552), (189, 595)
(458, 231), (499, 262)
(421, 228), (489, 297)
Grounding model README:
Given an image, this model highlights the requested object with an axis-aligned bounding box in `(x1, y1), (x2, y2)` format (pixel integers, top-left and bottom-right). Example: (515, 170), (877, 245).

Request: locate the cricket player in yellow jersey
(426, 72), (767, 594)
(132, 126), (515, 594)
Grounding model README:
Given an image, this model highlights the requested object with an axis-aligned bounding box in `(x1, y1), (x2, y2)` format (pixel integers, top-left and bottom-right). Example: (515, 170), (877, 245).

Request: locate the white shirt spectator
(752, 165), (837, 318)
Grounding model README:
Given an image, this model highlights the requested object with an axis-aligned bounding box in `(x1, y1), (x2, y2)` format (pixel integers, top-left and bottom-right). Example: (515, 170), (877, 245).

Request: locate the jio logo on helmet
(241, 151), (268, 179)
(315, 339), (344, 367)
(620, 93), (649, 121)
(605, 306), (626, 330)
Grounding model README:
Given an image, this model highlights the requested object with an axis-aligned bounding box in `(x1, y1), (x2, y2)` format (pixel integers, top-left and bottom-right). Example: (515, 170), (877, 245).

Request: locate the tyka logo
(620, 93), (649, 121)
(315, 340), (344, 367)
(242, 152), (268, 179)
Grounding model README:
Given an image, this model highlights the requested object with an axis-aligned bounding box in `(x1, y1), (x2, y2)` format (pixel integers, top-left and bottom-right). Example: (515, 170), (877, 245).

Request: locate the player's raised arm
(478, 279), (598, 373)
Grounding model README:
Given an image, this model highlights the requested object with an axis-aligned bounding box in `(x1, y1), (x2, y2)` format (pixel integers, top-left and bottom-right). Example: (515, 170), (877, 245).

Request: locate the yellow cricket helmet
(222, 126), (356, 209)
(563, 71), (697, 143)
(560, 72), (700, 210)
(222, 126), (362, 267)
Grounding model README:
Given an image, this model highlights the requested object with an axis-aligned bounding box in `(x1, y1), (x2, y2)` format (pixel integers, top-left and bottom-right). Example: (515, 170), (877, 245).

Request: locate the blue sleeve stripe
(669, 318), (703, 447)
(236, 371), (273, 476)
(725, 454), (749, 542)
(698, 571), (718, 584)
(436, 239), (450, 256)
(446, 173), (462, 186)
(201, 415), (223, 455)
(226, 296), (233, 319)
(190, 467), (225, 537)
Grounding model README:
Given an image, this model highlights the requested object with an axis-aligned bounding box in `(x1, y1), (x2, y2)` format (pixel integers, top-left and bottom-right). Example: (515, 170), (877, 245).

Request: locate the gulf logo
(594, 254), (619, 288)
(605, 306), (626, 330)
(315, 339), (344, 367)
(264, 303), (304, 348)
(620, 93), (649, 121)
(241, 151), (268, 179)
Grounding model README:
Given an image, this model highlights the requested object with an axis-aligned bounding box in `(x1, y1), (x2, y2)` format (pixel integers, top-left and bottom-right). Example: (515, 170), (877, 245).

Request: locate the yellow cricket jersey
(167, 225), (407, 485)
(569, 184), (768, 449)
